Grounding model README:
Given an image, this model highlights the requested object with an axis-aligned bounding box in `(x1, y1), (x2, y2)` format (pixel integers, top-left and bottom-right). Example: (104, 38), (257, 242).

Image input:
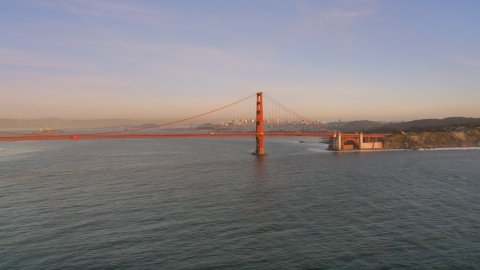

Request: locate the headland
(384, 129), (480, 150)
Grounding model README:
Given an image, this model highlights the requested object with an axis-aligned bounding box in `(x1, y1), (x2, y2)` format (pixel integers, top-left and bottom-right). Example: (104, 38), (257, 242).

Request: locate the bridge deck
(0, 133), (389, 141)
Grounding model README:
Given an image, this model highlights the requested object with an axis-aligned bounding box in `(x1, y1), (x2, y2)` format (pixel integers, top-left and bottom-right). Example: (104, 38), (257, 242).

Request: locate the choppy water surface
(1, 138), (479, 269)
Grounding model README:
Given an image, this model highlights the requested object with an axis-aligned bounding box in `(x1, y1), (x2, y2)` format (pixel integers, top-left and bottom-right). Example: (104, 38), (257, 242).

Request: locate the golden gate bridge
(0, 93), (389, 154)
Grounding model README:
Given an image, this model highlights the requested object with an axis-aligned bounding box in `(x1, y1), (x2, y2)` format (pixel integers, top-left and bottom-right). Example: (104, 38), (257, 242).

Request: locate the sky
(1, 0), (479, 121)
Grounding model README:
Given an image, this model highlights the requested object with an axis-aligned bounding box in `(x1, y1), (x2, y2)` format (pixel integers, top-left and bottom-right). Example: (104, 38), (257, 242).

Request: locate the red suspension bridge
(0, 93), (389, 154)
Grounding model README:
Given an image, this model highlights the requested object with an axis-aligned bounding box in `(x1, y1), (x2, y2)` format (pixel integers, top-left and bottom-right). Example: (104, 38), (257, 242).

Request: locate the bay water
(1, 137), (479, 269)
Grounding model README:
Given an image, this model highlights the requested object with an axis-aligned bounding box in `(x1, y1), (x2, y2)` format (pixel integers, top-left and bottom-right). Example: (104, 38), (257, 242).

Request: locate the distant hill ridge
(378, 117), (480, 130)
(2, 117), (480, 131)
(336, 117), (480, 133)
(0, 118), (149, 129)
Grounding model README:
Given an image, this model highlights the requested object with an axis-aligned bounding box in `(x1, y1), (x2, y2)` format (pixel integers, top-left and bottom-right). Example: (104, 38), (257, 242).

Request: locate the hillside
(329, 117), (480, 133)
(383, 129), (480, 149)
(332, 120), (384, 132)
(367, 117), (480, 133)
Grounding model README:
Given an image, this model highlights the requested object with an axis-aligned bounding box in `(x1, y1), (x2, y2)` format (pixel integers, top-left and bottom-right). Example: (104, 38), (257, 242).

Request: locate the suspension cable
(263, 94), (331, 132)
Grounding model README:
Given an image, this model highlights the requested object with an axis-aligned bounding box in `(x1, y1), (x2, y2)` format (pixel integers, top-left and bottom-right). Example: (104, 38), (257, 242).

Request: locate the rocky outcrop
(384, 129), (480, 149)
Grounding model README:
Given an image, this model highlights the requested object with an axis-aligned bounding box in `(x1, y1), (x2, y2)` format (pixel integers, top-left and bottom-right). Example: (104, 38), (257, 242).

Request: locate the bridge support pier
(330, 132), (386, 151)
(331, 132), (342, 151)
(359, 132), (363, 149)
(253, 92), (268, 156)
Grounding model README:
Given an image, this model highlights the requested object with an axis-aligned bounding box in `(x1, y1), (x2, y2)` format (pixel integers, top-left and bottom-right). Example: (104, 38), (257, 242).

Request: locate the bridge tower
(253, 92), (268, 156)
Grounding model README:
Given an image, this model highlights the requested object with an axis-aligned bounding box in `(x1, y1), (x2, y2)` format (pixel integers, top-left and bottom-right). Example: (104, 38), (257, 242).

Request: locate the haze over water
(1, 138), (479, 269)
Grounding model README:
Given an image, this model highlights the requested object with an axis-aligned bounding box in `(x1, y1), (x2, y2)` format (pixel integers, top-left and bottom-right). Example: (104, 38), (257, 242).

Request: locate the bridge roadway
(0, 133), (389, 141)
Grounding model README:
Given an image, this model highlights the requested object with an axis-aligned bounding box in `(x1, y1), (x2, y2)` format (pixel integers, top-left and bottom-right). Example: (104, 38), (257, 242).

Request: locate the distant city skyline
(1, 0), (479, 121)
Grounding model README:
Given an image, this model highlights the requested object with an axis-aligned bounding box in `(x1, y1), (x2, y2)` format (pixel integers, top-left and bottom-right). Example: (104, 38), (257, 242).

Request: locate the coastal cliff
(383, 129), (480, 149)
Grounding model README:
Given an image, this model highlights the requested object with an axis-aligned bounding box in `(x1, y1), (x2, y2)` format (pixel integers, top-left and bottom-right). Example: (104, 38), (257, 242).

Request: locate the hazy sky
(1, 0), (479, 121)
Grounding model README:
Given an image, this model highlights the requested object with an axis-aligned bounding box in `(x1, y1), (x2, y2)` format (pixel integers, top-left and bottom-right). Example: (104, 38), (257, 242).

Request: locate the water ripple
(1, 138), (480, 269)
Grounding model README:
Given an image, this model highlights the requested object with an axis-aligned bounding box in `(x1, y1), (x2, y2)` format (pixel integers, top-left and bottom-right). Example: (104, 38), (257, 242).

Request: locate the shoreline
(324, 147), (480, 153)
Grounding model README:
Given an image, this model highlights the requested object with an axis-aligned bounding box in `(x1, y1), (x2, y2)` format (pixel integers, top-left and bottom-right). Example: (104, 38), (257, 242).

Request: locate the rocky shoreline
(383, 129), (480, 149)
